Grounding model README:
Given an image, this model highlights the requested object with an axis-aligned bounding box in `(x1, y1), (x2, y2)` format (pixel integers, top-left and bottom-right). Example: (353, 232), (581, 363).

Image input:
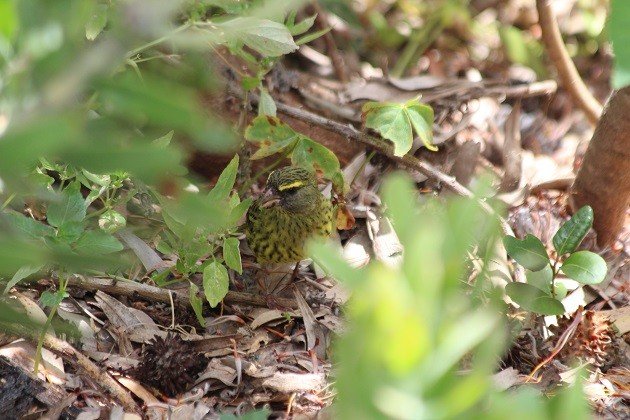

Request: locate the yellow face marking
(278, 181), (305, 191)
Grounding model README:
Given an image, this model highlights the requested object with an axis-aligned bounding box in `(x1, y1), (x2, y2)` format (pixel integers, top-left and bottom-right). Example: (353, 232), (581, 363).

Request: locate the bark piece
(570, 87), (630, 246)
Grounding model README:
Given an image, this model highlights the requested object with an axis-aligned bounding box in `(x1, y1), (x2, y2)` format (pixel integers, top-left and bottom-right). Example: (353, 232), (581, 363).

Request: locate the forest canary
(246, 167), (333, 264)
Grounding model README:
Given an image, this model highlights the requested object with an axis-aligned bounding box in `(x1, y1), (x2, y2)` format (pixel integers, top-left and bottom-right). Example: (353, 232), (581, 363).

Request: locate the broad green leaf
(2, 212), (55, 240)
(610, 0), (630, 88)
(203, 260), (229, 308)
(245, 115), (300, 159)
(85, 3), (108, 40)
(0, 0), (18, 40)
(506, 282), (565, 315)
(4, 264), (44, 294)
(47, 183), (87, 228)
(258, 88), (277, 117)
(222, 237), (242, 274)
(57, 221), (85, 243)
(362, 99), (435, 156)
(525, 265), (553, 293)
(228, 197), (252, 226)
(219, 17), (298, 57)
(40, 290), (67, 308)
(153, 130), (174, 148)
(503, 234), (549, 271)
(552, 206), (593, 256)
(189, 282), (206, 327)
(98, 210), (126, 233)
(291, 138), (341, 181)
(0, 238), (47, 276)
(74, 230), (124, 255)
(560, 251), (607, 285)
(208, 155), (239, 203)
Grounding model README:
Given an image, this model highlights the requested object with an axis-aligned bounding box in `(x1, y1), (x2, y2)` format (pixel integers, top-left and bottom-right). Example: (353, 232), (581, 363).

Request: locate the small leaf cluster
(503, 206), (607, 315)
(155, 156), (250, 326)
(362, 98), (436, 156)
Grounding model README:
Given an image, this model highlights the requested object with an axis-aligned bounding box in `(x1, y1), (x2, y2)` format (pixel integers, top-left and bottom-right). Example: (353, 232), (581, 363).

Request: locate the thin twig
(536, 0), (602, 124)
(311, 1), (348, 83)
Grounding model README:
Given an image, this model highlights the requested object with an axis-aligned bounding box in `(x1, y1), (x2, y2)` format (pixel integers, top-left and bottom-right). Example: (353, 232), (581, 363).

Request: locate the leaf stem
(126, 22), (192, 58)
(34, 274), (68, 375)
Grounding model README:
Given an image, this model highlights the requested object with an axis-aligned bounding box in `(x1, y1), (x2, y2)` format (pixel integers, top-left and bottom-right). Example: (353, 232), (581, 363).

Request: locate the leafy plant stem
(550, 259), (560, 298)
(391, 14), (444, 78)
(34, 274), (68, 375)
(126, 22), (192, 58)
(1, 193), (17, 210)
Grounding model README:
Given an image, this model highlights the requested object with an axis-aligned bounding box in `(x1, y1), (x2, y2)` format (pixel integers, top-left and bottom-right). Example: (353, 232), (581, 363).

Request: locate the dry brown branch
(536, 0), (602, 124)
(64, 276), (298, 309)
(311, 1), (349, 83)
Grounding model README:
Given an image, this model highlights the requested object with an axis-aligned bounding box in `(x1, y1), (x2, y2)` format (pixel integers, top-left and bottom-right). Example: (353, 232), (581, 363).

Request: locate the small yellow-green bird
(246, 167), (334, 265)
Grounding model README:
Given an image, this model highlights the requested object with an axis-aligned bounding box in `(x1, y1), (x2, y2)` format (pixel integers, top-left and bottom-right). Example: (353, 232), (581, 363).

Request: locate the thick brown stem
(536, 0), (602, 124)
(570, 87), (630, 247)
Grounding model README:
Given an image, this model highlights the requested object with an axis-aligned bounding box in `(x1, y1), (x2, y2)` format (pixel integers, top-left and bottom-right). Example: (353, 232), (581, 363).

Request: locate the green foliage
(504, 206), (606, 315)
(311, 173), (503, 418)
(610, 0), (630, 88)
(310, 172), (590, 418)
(203, 260), (229, 308)
(245, 115), (344, 191)
(552, 206), (593, 256)
(362, 98), (436, 156)
(503, 234), (549, 272)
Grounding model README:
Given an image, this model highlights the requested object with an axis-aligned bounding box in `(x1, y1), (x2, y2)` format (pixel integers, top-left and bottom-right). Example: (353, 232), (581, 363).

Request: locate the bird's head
(259, 167), (320, 213)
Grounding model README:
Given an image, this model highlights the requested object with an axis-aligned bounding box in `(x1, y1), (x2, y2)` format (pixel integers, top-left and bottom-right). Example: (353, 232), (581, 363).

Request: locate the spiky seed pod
(550, 310), (617, 369)
(131, 333), (208, 397)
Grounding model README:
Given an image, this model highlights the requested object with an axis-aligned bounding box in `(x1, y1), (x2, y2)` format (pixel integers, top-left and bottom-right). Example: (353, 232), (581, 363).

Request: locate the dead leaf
(293, 288), (317, 352)
(262, 372), (326, 393)
(94, 291), (163, 344)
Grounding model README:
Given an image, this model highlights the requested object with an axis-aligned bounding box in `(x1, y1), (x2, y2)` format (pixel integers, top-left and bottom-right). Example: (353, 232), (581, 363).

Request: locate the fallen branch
(63, 275), (298, 309)
(536, 0), (602, 124)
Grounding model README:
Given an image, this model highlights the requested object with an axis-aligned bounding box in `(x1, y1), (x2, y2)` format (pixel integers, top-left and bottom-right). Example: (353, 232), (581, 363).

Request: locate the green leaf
(0, 0), (18, 40)
(228, 197), (252, 226)
(189, 282), (206, 327)
(503, 234), (549, 272)
(560, 251), (607, 285)
(3, 212), (55, 240)
(40, 290), (67, 308)
(610, 0), (630, 88)
(203, 260), (229, 308)
(552, 206), (593, 256)
(152, 130), (174, 148)
(245, 115), (300, 159)
(98, 210), (126, 233)
(295, 27), (332, 46)
(258, 88), (277, 117)
(219, 17), (298, 57)
(85, 3), (108, 40)
(4, 264), (44, 294)
(525, 265), (553, 294)
(289, 13), (317, 35)
(506, 282), (565, 315)
(208, 155), (239, 203)
(222, 237), (242, 274)
(362, 99), (435, 156)
(57, 221), (85, 243)
(74, 230), (124, 255)
(47, 183), (87, 228)
(291, 138), (341, 181)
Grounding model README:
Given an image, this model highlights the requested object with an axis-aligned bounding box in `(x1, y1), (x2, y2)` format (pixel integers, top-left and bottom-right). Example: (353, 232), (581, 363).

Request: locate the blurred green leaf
(203, 260), (229, 308)
(610, 0), (630, 88)
(73, 230), (124, 255)
(506, 282), (565, 315)
(98, 210), (126, 233)
(40, 290), (67, 308)
(3, 264), (44, 294)
(258, 88), (277, 116)
(295, 26), (332, 46)
(219, 17), (298, 57)
(189, 282), (206, 327)
(288, 13), (317, 36)
(85, 3), (108, 41)
(503, 234), (549, 271)
(56, 221), (85, 243)
(2, 211), (55, 240)
(552, 206), (593, 256)
(207, 155), (239, 203)
(222, 237), (242, 274)
(525, 265), (553, 294)
(46, 183), (87, 228)
(560, 251), (607, 284)
(362, 99), (435, 156)
(0, 0), (18, 40)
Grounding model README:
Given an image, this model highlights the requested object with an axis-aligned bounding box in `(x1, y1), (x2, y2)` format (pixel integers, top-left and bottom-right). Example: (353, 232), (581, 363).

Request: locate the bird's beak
(260, 187), (281, 208)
